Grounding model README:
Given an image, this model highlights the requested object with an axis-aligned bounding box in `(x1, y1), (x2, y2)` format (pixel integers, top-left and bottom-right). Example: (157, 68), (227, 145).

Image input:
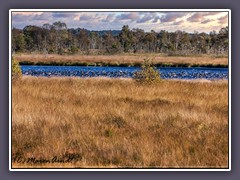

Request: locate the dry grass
(14, 53), (228, 66)
(12, 77), (229, 168)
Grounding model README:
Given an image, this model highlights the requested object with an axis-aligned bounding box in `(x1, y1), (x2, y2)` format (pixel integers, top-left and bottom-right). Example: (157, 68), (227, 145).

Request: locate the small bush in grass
(133, 59), (161, 84)
(105, 129), (113, 137)
(12, 58), (22, 80)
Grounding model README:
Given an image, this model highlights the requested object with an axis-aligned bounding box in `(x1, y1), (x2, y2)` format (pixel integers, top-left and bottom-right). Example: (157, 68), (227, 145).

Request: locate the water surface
(21, 65), (228, 79)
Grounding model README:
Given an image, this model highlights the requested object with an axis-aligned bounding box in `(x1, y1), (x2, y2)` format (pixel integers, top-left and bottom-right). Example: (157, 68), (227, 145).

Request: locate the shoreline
(14, 53), (228, 68)
(19, 61), (228, 68)
(19, 75), (228, 83)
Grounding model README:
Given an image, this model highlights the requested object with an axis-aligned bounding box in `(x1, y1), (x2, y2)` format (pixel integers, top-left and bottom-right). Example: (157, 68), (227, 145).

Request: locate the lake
(21, 65), (228, 80)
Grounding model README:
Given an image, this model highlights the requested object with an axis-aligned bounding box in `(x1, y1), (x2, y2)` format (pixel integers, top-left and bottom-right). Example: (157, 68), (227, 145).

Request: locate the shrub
(105, 129), (113, 137)
(12, 58), (22, 80)
(69, 46), (79, 54)
(133, 59), (161, 84)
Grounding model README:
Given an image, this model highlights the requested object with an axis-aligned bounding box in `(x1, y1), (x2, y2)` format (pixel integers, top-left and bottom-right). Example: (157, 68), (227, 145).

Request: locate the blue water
(21, 65), (228, 80)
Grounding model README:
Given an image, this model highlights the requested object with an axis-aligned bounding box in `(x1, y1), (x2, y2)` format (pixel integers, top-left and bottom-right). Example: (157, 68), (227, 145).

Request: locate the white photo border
(9, 9), (231, 171)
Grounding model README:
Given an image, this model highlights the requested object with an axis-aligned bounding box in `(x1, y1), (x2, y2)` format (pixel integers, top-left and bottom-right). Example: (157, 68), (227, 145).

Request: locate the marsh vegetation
(12, 77), (228, 168)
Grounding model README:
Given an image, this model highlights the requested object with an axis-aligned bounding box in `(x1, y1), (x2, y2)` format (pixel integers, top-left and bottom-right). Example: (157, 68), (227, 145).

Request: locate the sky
(12, 11), (229, 33)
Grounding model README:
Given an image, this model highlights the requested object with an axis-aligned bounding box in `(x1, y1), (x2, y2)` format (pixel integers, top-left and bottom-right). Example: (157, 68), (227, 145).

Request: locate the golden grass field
(12, 77), (228, 168)
(14, 53), (228, 66)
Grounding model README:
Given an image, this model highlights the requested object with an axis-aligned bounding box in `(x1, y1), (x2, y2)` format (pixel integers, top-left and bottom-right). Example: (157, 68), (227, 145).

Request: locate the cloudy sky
(12, 11), (228, 33)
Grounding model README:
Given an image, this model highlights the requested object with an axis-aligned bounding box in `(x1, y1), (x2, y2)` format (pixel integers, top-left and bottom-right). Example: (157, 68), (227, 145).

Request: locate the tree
(103, 31), (121, 54)
(158, 30), (168, 53)
(218, 27), (228, 54)
(78, 29), (90, 51)
(179, 32), (191, 54)
(143, 30), (157, 53)
(132, 28), (145, 53)
(12, 28), (26, 52)
(12, 22), (229, 56)
(119, 25), (134, 52)
(89, 32), (99, 49)
(52, 21), (68, 54)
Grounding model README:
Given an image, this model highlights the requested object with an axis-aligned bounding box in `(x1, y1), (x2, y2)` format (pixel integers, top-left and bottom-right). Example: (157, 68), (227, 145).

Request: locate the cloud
(12, 14), (28, 21)
(116, 12), (139, 21)
(101, 14), (115, 23)
(52, 13), (77, 18)
(173, 20), (185, 25)
(136, 13), (158, 23)
(204, 12), (222, 16)
(79, 14), (94, 21)
(78, 13), (105, 22)
(160, 12), (187, 23)
(187, 13), (204, 22)
(218, 15), (228, 24)
(201, 19), (212, 24)
(152, 16), (160, 23)
(187, 12), (225, 23)
(136, 14), (153, 23)
(12, 13), (52, 29)
(11, 11), (228, 33)
(32, 13), (52, 20)
(106, 14), (114, 21)
(12, 13), (52, 23)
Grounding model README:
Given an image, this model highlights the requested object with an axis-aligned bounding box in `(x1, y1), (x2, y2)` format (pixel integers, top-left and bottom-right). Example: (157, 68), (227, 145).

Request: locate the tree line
(12, 21), (228, 56)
